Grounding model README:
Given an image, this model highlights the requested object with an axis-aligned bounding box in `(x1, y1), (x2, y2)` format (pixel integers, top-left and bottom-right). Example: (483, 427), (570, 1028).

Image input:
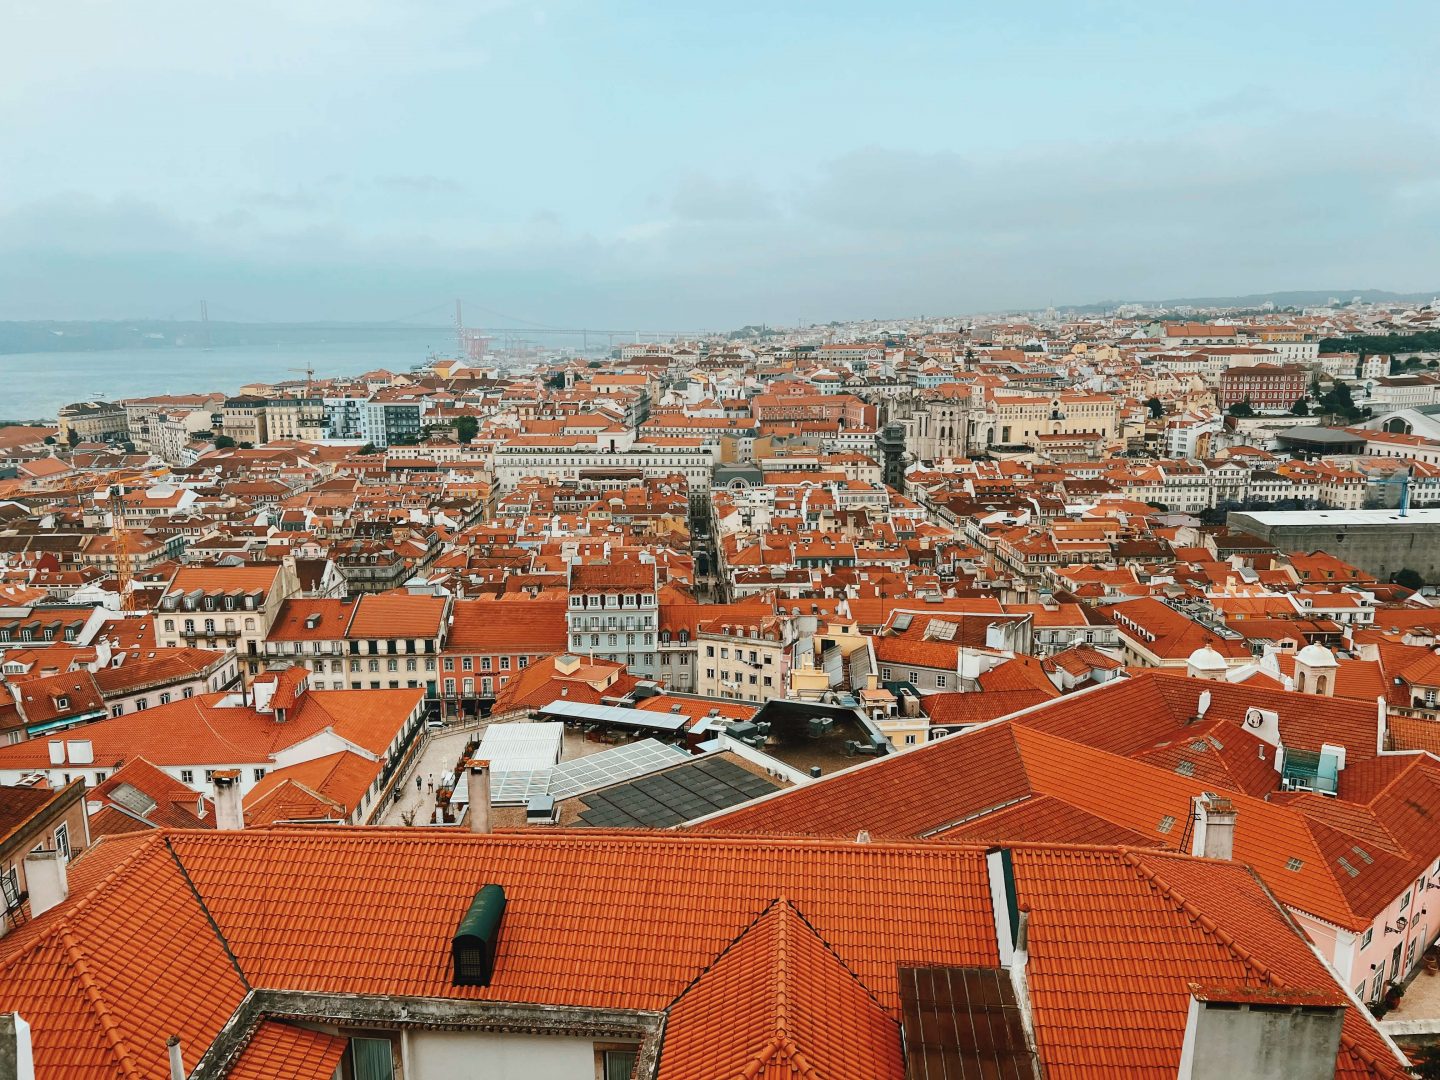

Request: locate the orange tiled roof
(658, 899), (903, 1080)
(223, 1021), (348, 1080)
(0, 830), (1406, 1080)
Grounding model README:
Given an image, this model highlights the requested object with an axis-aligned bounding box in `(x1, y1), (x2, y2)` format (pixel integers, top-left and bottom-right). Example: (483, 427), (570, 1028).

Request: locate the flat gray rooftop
(1232, 509), (1440, 526)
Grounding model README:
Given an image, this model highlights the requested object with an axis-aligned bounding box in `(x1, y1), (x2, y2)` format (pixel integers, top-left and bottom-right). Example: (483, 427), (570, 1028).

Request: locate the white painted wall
(408, 1030), (602, 1078)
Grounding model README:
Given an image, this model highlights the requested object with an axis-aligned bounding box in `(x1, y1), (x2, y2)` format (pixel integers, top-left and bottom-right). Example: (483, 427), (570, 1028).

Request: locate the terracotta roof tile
(225, 1021), (347, 1080)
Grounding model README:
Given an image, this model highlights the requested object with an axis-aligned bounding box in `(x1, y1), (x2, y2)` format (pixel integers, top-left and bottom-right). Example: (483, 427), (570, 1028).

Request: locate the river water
(0, 331), (449, 421)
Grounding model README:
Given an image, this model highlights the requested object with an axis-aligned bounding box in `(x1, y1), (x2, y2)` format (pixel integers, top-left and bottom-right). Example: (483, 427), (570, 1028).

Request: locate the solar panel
(573, 755), (784, 828)
(547, 740), (690, 800)
(898, 966), (1036, 1080)
(108, 782), (157, 818)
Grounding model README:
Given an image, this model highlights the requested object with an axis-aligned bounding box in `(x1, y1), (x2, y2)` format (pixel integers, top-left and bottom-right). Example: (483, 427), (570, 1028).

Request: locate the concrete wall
(1229, 512), (1440, 582)
(407, 1030), (605, 1078)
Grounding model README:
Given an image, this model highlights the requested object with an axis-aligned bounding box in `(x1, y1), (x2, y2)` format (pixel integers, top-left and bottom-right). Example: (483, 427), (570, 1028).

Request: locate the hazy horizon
(6, 1), (1437, 328)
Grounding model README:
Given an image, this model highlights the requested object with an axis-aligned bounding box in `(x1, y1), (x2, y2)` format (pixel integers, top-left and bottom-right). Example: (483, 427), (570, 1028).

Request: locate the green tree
(1290, 398), (1309, 416)
(454, 416), (478, 444)
(213, 434), (236, 449)
(1145, 397), (1164, 419)
(359, 443), (377, 455)
(65, 428), (80, 448)
(1395, 568), (1425, 591)
(1227, 400), (1255, 418)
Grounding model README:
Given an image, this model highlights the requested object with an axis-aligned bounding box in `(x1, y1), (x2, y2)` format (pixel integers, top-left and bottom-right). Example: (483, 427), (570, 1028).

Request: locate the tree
(65, 428), (80, 448)
(1227, 400), (1255, 418)
(1290, 398), (1309, 416)
(238, 441), (254, 450)
(213, 434), (236, 449)
(454, 416), (478, 444)
(1395, 568), (1425, 591)
(1144, 397), (1164, 419)
(359, 443), (377, 455)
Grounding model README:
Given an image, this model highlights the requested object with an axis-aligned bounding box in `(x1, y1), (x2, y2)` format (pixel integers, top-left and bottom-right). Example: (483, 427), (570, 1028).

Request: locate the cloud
(0, 109), (1436, 327)
(375, 175), (469, 196)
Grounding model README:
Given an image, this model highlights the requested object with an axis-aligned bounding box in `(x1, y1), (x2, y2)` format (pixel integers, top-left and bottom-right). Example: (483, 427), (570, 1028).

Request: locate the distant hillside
(1065, 289), (1438, 315)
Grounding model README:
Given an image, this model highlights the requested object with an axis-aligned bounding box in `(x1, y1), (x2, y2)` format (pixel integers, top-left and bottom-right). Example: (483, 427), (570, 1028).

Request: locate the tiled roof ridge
(664, 896), (782, 1011)
(57, 925), (143, 1079)
(1123, 850), (1278, 986)
(250, 778), (345, 818)
(162, 837), (252, 992)
(0, 835), (168, 971)
(782, 894), (900, 1022)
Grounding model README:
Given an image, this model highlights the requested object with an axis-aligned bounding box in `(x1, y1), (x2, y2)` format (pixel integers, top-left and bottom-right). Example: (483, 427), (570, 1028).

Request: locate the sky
(2, 0), (1438, 329)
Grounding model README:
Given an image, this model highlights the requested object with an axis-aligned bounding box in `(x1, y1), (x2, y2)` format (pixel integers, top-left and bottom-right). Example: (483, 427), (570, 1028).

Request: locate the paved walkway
(377, 727), (479, 826)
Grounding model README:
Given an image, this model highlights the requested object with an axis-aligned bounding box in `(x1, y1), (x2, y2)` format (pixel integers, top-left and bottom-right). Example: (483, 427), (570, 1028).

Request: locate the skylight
(1286, 857), (1304, 872)
(1157, 815), (1176, 834)
(1175, 760), (1196, 777)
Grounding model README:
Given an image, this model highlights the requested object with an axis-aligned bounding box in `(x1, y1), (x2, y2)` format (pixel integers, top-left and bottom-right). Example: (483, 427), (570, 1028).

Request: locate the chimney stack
(1190, 793), (1238, 861)
(468, 760), (492, 835)
(167, 1035), (185, 1080)
(1, 1013), (34, 1080)
(22, 849), (68, 918)
(1178, 985), (1344, 1080)
(212, 770), (244, 831)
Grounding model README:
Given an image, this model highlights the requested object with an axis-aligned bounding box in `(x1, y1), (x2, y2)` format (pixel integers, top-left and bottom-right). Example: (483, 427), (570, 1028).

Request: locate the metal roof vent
(452, 884), (506, 987)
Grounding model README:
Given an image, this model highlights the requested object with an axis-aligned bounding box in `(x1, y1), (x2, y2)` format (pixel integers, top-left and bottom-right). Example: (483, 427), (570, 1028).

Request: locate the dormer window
(55, 697), (69, 711)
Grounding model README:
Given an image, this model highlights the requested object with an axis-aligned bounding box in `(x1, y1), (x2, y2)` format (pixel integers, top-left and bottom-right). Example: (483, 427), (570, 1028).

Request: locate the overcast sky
(3, 1), (1437, 328)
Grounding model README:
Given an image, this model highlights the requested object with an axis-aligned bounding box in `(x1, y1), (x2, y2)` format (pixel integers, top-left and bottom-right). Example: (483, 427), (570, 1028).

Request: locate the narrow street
(377, 726), (478, 826)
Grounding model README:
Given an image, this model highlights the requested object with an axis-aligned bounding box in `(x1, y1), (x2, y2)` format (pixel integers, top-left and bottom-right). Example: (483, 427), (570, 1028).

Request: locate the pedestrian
(427, 774), (435, 794)
(415, 775), (422, 792)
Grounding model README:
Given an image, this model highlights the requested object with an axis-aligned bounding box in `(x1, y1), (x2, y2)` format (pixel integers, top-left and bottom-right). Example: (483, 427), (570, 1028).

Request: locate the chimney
(212, 770), (244, 831)
(468, 760), (492, 834)
(23, 849), (68, 918)
(1177, 985), (1344, 1080)
(1190, 793), (1237, 861)
(166, 1036), (184, 1080)
(0, 1013), (34, 1080)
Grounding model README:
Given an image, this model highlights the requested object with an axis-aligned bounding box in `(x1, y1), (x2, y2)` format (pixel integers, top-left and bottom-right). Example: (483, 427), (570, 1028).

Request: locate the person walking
(415, 775), (422, 792)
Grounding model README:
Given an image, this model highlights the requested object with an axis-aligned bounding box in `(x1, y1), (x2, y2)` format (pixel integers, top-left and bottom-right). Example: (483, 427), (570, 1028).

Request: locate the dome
(1187, 645), (1227, 672)
(1296, 643), (1338, 668)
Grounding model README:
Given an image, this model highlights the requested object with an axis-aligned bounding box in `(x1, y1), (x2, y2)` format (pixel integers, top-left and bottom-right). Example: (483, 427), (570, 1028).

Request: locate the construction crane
(289, 366), (317, 395)
(108, 484), (137, 612)
(103, 469), (162, 613)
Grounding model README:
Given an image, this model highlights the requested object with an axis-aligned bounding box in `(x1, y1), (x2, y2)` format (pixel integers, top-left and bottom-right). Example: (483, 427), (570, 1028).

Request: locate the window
(349, 1037), (395, 1080)
(204, 770), (215, 783)
(908, 671), (919, 684)
(164, 619), (175, 632)
(253, 768), (266, 782)
(182, 687), (194, 699)
(54, 823), (70, 860)
(368, 659), (380, 672)
(181, 770), (194, 784)
(110, 704), (123, 718)
(905, 734), (918, 745)
(386, 659), (398, 672)
(461, 657), (473, 671)
(135, 698), (148, 711)
(603, 1049), (639, 1080)
(443, 657), (454, 671)
(881, 667), (892, 680)
(159, 693), (171, 705)
(936, 675), (947, 688)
